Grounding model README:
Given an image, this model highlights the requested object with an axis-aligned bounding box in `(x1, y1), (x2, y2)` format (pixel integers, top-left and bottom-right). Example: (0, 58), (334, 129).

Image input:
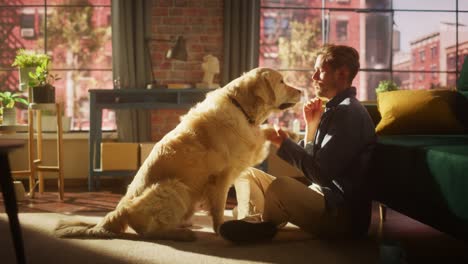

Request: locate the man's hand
(303, 98), (323, 124)
(303, 98), (323, 143)
(266, 126), (289, 148)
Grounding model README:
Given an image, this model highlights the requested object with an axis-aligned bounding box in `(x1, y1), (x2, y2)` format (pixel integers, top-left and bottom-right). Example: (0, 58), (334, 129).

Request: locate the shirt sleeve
(276, 107), (366, 189)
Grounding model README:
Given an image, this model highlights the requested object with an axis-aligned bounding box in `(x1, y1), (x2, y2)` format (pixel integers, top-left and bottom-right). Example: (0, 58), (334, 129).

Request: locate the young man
(219, 44), (377, 243)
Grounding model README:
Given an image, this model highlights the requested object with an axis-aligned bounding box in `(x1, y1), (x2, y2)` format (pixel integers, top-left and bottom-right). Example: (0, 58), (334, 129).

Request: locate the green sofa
(365, 92), (468, 241)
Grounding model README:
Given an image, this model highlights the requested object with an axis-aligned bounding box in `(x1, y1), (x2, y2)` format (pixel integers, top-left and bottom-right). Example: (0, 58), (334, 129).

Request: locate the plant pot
(33, 115), (71, 132)
(19, 67), (36, 91)
(31, 84), (55, 104)
(1, 107), (17, 125)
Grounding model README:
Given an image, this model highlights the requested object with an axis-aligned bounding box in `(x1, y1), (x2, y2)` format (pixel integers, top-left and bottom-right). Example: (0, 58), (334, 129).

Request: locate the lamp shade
(166, 36), (188, 61)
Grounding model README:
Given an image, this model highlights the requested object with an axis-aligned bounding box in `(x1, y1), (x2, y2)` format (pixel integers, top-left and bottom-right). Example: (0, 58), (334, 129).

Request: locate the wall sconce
(146, 35), (188, 88)
(166, 36), (187, 61)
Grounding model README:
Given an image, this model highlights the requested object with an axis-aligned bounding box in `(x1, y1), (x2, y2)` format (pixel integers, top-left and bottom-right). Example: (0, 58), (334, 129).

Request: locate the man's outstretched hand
(266, 126), (289, 148)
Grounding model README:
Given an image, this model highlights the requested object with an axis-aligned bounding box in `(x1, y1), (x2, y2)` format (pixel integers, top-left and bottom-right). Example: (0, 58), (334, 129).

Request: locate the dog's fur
(54, 68), (301, 241)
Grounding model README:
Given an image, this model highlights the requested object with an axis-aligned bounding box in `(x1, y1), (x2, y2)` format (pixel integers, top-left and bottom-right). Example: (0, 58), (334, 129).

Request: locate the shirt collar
(325, 86), (357, 109)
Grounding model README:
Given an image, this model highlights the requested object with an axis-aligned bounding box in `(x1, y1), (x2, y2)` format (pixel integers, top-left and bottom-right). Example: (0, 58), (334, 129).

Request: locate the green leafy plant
(11, 49), (50, 68)
(376, 80), (399, 93)
(0, 91), (28, 109)
(28, 59), (61, 88)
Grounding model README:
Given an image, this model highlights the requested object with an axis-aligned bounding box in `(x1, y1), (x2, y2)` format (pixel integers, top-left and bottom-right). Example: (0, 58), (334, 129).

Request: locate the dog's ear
(228, 70), (267, 124)
(258, 70), (277, 103)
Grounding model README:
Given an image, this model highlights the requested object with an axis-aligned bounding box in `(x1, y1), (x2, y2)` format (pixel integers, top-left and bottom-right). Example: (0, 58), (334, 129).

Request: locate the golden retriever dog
(54, 67), (301, 241)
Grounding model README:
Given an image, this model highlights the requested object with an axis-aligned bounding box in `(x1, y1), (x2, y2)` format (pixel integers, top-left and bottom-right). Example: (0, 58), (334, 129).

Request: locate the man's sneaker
(219, 220), (277, 244)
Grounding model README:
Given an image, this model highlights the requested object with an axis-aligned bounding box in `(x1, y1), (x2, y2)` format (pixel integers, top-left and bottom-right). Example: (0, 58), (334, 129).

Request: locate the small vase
(31, 84), (55, 104)
(18, 67), (36, 91)
(2, 107), (17, 125)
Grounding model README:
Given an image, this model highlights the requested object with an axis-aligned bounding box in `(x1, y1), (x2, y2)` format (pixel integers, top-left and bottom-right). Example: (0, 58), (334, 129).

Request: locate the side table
(0, 139), (26, 264)
(27, 103), (64, 200)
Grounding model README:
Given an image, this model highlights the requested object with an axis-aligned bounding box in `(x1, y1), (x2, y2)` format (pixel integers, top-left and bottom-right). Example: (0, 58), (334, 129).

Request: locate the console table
(88, 88), (213, 191)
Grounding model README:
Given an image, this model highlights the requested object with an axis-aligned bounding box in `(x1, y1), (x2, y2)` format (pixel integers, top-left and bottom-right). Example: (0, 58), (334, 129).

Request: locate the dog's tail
(54, 220), (118, 238)
(54, 205), (129, 239)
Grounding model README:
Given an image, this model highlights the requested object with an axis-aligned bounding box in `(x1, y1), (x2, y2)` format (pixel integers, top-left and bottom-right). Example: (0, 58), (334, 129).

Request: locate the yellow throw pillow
(376, 89), (465, 135)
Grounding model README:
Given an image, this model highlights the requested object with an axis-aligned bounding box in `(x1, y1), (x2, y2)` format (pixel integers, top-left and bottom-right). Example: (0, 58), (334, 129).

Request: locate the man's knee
(265, 177), (294, 199)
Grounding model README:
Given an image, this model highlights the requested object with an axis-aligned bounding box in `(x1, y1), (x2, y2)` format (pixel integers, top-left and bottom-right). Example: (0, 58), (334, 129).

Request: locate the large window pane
(393, 0), (456, 11)
(46, 6), (111, 70)
(259, 8), (321, 69)
(47, 0), (110, 5)
(49, 69), (113, 130)
(0, 7), (45, 69)
(394, 12), (456, 57)
(327, 11), (360, 47)
(0, 1), (112, 131)
(356, 71), (391, 101)
(0, 0), (44, 5)
(0, 70), (20, 91)
(261, 0), (320, 8)
(393, 11), (457, 89)
(260, 0), (390, 9)
(460, 3), (468, 11)
(362, 12), (392, 70)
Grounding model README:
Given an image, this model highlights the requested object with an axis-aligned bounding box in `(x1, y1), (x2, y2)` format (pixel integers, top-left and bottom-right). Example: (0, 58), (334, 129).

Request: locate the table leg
(37, 110), (44, 194)
(28, 107), (36, 198)
(56, 103), (64, 200)
(0, 152), (26, 264)
(88, 96), (97, 192)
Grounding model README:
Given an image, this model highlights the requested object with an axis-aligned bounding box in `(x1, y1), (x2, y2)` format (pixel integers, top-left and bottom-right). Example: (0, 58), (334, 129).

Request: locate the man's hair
(316, 44), (360, 84)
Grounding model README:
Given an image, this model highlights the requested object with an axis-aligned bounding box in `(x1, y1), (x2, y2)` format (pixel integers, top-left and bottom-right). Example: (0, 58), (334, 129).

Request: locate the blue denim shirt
(277, 87), (376, 211)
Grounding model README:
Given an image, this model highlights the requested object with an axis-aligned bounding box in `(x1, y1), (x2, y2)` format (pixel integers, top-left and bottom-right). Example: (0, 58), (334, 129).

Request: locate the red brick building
(407, 23), (468, 90)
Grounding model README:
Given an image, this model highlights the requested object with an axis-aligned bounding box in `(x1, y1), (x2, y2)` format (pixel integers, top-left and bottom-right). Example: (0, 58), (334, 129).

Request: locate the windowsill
(0, 131), (118, 140)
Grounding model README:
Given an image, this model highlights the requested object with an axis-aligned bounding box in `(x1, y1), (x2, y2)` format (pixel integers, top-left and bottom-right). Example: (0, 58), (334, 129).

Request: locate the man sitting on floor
(220, 44), (377, 243)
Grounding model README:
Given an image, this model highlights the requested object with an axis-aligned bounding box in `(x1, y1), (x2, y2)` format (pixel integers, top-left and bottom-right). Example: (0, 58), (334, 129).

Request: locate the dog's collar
(228, 96), (255, 125)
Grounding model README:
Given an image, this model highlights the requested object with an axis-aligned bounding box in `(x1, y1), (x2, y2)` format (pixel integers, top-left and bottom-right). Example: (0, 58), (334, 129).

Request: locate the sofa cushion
(376, 89), (465, 135)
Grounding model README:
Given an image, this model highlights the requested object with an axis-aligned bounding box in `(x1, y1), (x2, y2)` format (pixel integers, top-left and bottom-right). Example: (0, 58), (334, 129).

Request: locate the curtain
(112, 0), (152, 142)
(222, 0), (260, 85)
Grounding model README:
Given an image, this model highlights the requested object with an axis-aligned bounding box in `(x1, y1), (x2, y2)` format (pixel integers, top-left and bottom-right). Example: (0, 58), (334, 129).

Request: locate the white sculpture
(196, 54), (220, 89)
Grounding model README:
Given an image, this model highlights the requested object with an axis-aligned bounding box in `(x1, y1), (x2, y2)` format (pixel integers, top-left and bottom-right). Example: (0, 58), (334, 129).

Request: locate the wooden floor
(1, 184), (467, 263)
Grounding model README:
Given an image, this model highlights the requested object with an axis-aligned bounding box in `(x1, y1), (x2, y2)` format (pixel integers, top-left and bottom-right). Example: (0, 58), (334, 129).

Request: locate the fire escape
(0, 1), (27, 91)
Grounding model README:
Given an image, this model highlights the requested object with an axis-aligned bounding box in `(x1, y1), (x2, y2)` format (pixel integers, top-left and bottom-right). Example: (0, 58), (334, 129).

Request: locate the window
(259, 0), (466, 129)
(431, 64), (438, 79)
(419, 50), (425, 62)
(431, 46), (437, 59)
(336, 20), (348, 41)
(20, 13), (35, 39)
(418, 68), (425, 81)
(0, 0), (113, 131)
(448, 56), (456, 69)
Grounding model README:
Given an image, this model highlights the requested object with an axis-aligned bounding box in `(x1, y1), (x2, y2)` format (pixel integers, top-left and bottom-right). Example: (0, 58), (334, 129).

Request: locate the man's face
(312, 55), (338, 99)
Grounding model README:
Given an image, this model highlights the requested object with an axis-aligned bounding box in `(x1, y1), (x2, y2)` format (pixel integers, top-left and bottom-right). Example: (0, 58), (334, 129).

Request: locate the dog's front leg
(206, 175), (231, 234)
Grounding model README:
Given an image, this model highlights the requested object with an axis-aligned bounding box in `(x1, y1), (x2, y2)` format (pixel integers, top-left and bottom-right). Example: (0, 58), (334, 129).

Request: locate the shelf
(29, 103), (59, 111)
(0, 125), (28, 133)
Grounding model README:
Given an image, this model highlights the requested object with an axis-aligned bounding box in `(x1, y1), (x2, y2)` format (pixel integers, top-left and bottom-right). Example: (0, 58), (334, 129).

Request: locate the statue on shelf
(196, 54), (220, 89)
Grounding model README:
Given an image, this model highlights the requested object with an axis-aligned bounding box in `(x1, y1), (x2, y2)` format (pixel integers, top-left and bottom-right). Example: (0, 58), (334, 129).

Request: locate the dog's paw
(261, 126), (300, 142)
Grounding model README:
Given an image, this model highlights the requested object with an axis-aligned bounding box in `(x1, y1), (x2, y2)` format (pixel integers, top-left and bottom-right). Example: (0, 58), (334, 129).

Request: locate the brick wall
(149, 0), (224, 141)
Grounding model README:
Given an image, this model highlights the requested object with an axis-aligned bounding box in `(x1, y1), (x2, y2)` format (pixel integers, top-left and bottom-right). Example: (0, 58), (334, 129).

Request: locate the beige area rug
(0, 211), (379, 264)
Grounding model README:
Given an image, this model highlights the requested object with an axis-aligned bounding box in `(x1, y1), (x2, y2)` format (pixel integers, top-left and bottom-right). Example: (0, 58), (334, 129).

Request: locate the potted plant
(0, 91), (28, 125)
(11, 49), (50, 91)
(376, 80), (399, 93)
(28, 58), (60, 104)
